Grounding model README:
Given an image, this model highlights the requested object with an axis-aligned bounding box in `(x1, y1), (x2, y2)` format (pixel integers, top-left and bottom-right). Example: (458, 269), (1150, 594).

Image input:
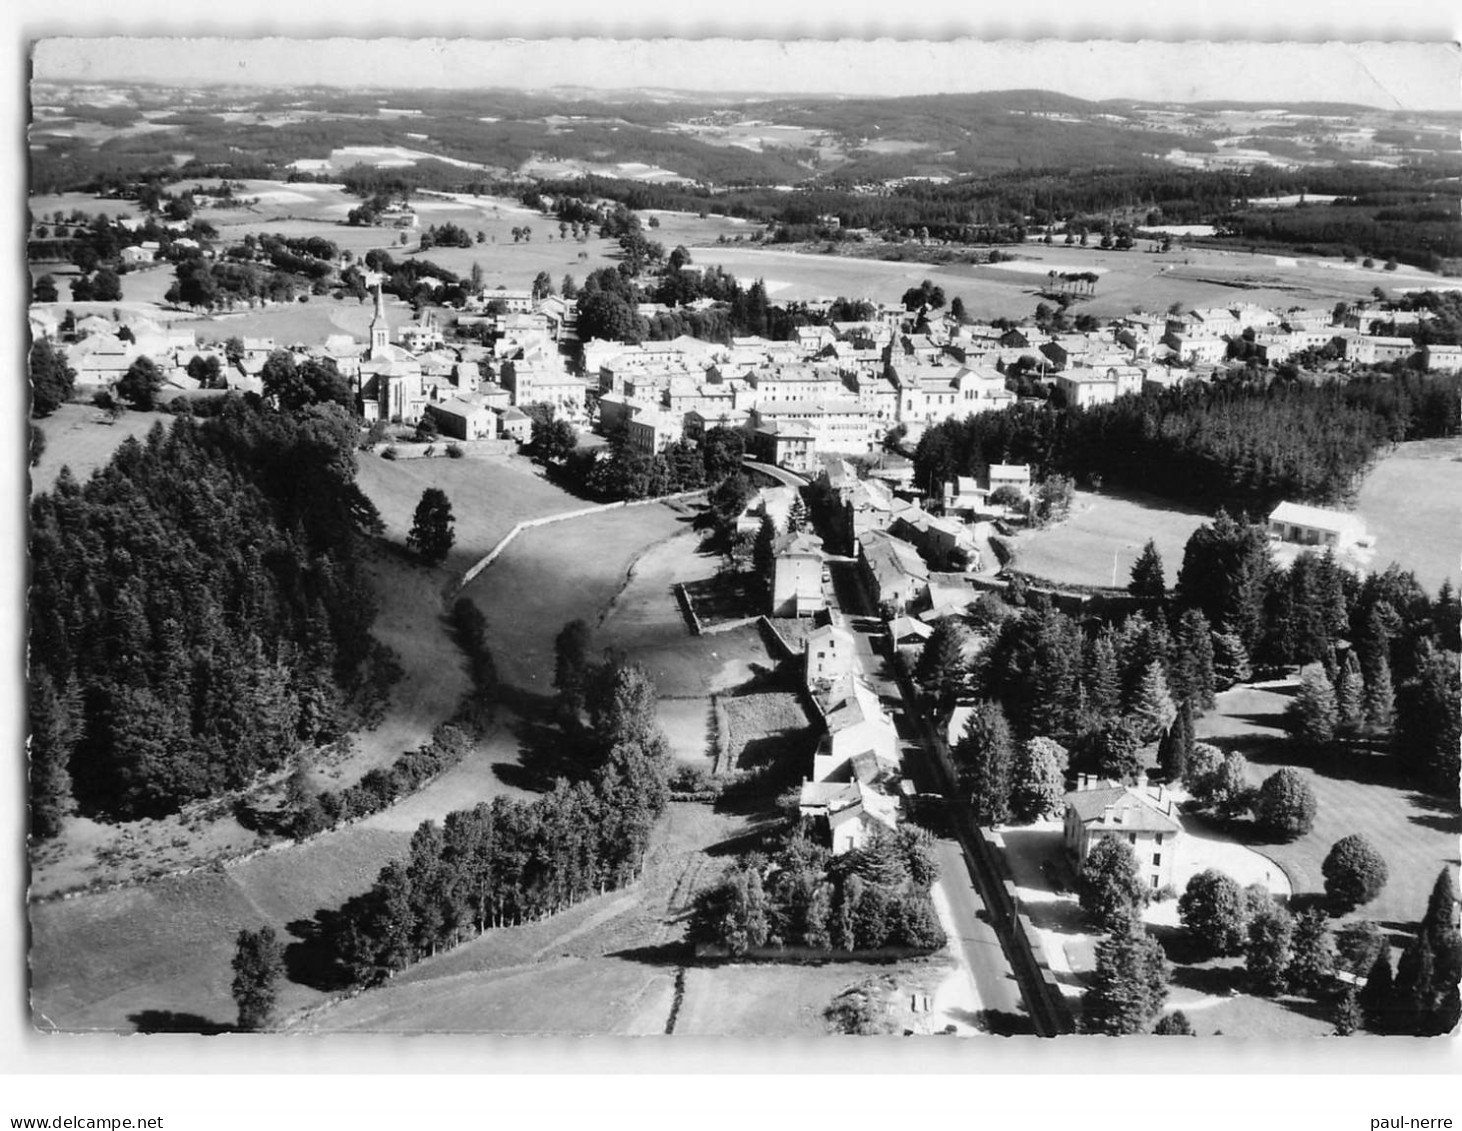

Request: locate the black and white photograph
(8, 10), (1462, 1125)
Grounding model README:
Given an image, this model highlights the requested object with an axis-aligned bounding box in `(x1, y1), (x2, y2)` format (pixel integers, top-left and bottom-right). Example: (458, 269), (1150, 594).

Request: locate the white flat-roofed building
(1267, 501), (1367, 550)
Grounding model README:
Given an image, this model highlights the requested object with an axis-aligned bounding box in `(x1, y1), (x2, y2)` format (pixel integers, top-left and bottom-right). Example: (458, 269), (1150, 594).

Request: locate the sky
(17, 0), (1462, 111)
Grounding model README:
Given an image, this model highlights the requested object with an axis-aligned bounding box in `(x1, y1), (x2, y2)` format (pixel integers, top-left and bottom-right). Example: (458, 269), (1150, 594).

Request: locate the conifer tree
(1211, 624), (1252, 688)
(1082, 629), (1122, 721)
(1423, 868), (1460, 942)
(1246, 901), (1294, 995)
(28, 669), (78, 841)
(1334, 648), (1364, 734)
(1289, 662), (1339, 749)
(915, 619), (969, 709)
(1130, 660), (1177, 742)
(1158, 699), (1194, 783)
(1286, 907), (1336, 994)
(407, 487), (455, 566)
(953, 700), (1014, 825)
(1170, 608), (1217, 710)
(1083, 911), (1170, 1034)
(1333, 986), (1362, 1035)
(1360, 608), (1396, 731)
(1128, 539), (1166, 603)
(1359, 950), (1395, 1033)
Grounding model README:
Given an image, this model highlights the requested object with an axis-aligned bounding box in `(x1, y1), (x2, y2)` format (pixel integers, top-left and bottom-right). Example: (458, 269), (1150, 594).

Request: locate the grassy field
(294, 802), (760, 1034)
(1353, 437), (1462, 593)
(460, 502), (692, 693)
(30, 403), (173, 495)
(1197, 683), (1461, 932)
(355, 451), (587, 574)
(1008, 487), (1210, 590)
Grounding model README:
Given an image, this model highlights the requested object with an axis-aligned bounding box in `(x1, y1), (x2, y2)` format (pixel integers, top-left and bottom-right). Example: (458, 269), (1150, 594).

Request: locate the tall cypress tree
(1170, 608), (1217, 710)
(1158, 699), (1195, 783)
(1360, 606), (1397, 731)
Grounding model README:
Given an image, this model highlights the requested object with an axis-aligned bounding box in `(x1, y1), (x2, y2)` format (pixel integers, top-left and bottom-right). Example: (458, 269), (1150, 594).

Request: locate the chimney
(1079, 773), (1090, 791)
(1102, 804), (1116, 825)
(1135, 770), (1148, 791)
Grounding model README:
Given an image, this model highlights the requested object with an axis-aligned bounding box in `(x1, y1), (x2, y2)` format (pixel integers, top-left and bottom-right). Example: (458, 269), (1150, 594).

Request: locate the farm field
(681, 240), (1442, 319)
(1197, 683), (1460, 929)
(1007, 487), (1209, 590)
(29, 403), (173, 495)
(1353, 437), (1462, 593)
(722, 692), (817, 772)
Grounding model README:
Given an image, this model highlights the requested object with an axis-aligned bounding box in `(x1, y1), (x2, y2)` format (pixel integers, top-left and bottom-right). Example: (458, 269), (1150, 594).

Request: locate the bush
(381, 445), (399, 460)
(1322, 834), (1389, 911)
(446, 443), (464, 459)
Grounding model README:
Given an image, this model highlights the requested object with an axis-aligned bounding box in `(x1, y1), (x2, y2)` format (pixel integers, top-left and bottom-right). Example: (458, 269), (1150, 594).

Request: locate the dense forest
(28, 397), (392, 831)
(913, 372), (1462, 513)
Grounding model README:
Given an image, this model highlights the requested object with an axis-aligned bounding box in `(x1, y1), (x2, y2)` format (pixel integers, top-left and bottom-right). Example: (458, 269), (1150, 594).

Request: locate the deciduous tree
(1253, 767), (1318, 841)
(231, 926), (285, 1031)
(1323, 834), (1389, 911)
(1178, 869), (1249, 957)
(1079, 837), (1147, 931)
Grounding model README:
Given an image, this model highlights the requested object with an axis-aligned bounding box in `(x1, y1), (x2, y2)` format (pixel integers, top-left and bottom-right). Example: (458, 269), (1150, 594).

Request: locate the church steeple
(369, 279), (390, 360)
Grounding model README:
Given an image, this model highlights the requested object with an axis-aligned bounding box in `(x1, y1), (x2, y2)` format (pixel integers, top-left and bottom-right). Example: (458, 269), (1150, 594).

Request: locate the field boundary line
(457, 489), (705, 592)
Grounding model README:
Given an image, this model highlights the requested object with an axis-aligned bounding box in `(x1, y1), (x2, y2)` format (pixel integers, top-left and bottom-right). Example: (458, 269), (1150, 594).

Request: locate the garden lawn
(1197, 683), (1461, 931)
(1007, 486), (1208, 590)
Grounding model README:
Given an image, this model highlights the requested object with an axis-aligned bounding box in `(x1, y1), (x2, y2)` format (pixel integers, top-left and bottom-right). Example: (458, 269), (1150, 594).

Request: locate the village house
(1063, 774), (1183, 893)
(798, 780), (900, 855)
(751, 398), (878, 455)
(425, 396), (496, 440)
(1267, 501), (1368, 551)
(1348, 335), (1417, 366)
(859, 529), (931, 613)
(805, 621), (857, 688)
(771, 532), (826, 618)
(625, 407), (684, 454)
(988, 463), (1032, 499)
(810, 674), (900, 783)
(500, 359), (589, 420)
(749, 422), (816, 474)
(1053, 370), (1119, 408)
(1423, 344), (1462, 373)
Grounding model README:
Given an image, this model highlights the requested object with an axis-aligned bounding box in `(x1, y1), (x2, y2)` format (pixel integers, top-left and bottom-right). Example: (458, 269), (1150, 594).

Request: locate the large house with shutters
(1063, 775), (1182, 893)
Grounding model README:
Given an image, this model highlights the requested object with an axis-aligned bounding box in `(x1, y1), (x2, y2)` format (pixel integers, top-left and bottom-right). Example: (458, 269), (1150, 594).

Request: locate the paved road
(819, 552), (1034, 1033)
(935, 838), (1033, 1035)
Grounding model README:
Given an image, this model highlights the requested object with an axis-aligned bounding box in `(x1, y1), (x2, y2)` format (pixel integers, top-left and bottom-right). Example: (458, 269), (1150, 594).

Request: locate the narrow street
(821, 555), (1033, 1033)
